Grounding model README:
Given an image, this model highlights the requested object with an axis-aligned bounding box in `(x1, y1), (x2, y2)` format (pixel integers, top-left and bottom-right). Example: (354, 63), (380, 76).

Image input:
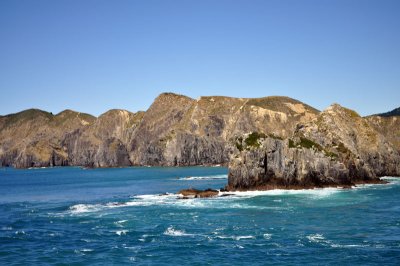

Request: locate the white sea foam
(263, 233), (272, 240)
(380, 176), (400, 184)
(330, 243), (370, 248)
(69, 204), (103, 214)
(14, 230), (26, 235)
(307, 234), (326, 243)
(67, 186), (346, 215)
(163, 226), (194, 237)
(220, 187), (341, 198)
(116, 230), (128, 236)
(216, 235), (256, 240)
(179, 174), (228, 180)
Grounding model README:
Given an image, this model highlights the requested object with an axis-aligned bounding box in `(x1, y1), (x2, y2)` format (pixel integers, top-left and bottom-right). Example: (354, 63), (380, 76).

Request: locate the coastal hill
(0, 93), (320, 168)
(0, 93), (399, 190)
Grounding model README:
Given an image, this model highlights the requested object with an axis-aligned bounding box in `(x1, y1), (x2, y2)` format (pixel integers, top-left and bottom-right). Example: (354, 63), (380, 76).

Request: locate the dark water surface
(0, 167), (399, 265)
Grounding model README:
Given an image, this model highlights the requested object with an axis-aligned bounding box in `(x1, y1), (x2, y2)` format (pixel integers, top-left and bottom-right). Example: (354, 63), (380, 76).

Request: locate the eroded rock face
(228, 104), (400, 190)
(126, 93), (319, 166)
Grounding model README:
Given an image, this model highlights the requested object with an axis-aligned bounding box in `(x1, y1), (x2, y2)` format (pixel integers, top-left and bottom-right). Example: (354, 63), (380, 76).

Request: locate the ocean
(0, 167), (399, 265)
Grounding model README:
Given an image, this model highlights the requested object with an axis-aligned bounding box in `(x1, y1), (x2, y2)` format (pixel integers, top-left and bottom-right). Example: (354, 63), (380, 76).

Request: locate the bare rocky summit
(0, 92), (399, 190)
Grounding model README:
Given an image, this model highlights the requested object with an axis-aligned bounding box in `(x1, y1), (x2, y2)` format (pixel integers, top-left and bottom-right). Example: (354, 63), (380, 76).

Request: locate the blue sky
(0, 0), (399, 116)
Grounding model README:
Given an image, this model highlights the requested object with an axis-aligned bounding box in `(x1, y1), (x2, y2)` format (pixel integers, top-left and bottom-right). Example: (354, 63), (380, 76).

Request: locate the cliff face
(228, 104), (400, 190)
(0, 92), (398, 185)
(62, 109), (144, 167)
(0, 109), (95, 168)
(127, 93), (318, 166)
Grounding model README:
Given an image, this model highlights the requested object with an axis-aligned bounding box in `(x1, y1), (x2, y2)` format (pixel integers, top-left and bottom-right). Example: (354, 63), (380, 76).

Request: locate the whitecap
(306, 233), (326, 243)
(116, 230), (128, 236)
(163, 226), (194, 237)
(69, 204), (103, 214)
(216, 235), (256, 240)
(331, 243), (370, 248)
(179, 174), (227, 180)
(114, 220), (128, 227)
(263, 233), (272, 240)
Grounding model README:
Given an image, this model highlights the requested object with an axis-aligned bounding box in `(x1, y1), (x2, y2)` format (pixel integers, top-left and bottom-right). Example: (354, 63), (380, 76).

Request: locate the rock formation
(228, 104), (400, 190)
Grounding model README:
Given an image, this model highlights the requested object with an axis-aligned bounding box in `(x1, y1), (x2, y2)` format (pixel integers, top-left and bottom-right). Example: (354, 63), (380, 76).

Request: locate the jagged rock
(227, 104), (400, 190)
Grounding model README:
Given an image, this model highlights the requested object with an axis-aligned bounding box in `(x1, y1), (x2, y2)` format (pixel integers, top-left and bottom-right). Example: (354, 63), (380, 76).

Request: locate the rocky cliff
(0, 92), (399, 191)
(228, 104), (400, 190)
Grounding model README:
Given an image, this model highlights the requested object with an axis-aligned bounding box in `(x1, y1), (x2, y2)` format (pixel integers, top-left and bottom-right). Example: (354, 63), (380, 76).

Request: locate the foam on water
(115, 230), (129, 236)
(216, 235), (256, 240)
(69, 204), (104, 214)
(263, 233), (272, 240)
(178, 174), (228, 180)
(220, 187), (341, 198)
(66, 180), (400, 215)
(66, 186), (346, 214)
(163, 226), (194, 237)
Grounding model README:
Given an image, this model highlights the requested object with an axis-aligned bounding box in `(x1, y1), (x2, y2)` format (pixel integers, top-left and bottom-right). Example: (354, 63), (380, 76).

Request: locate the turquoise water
(0, 167), (399, 265)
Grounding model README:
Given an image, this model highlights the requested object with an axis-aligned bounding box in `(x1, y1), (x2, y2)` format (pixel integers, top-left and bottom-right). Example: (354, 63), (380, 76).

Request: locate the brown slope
(0, 109), (95, 168)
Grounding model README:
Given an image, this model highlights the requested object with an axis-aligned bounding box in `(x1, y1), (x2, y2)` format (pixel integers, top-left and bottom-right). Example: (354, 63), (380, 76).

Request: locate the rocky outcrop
(227, 104), (400, 190)
(178, 188), (219, 198)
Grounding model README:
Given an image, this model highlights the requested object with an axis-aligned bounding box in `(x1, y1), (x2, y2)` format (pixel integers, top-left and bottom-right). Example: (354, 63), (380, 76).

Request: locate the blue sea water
(0, 167), (399, 265)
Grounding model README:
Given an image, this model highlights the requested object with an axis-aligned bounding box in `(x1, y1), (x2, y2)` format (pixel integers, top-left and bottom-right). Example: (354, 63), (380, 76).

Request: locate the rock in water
(178, 188), (219, 198)
(227, 104), (400, 190)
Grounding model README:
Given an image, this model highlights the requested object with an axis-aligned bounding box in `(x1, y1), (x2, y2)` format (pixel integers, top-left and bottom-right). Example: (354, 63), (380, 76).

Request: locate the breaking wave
(163, 226), (194, 237)
(66, 186), (347, 214)
(178, 174), (228, 180)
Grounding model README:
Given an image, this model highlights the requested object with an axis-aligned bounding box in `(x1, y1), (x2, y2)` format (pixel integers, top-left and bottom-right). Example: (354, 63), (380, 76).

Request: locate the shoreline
(178, 177), (397, 199)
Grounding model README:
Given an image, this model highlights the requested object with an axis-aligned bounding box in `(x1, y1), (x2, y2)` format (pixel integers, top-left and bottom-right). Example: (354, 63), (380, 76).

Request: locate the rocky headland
(0, 92), (399, 190)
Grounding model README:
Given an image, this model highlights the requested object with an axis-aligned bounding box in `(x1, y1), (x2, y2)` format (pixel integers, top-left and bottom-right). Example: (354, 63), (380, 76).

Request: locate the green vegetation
(324, 150), (338, 159)
(244, 132), (267, 148)
(268, 133), (283, 140)
(342, 107), (361, 118)
(288, 137), (340, 160)
(375, 106), (400, 117)
(298, 137), (323, 151)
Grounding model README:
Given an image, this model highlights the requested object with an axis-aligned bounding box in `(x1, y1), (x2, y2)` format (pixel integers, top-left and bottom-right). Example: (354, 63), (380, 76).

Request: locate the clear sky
(0, 0), (399, 117)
